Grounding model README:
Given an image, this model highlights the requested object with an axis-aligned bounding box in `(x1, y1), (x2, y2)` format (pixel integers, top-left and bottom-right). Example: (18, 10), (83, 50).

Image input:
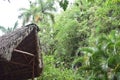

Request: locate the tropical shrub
(75, 30), (120, 79)
(39, 54), (81, 80)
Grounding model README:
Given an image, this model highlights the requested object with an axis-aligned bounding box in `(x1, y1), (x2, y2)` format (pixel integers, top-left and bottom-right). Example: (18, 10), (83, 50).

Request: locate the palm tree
(37, 0), (56, 23)
(18, 1), (37, 25)
(18, 0), (56, 25)
(18, 0), (57, 54)
(0, 21), (18, 34)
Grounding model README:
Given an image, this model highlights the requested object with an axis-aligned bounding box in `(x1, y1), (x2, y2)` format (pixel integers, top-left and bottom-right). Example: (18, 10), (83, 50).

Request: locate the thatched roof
(0, 24), (43, 80)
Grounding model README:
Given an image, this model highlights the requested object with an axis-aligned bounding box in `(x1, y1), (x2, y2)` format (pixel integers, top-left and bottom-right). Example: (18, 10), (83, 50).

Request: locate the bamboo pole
(32, 57), (35, 80)
(14, 49), (34, 56)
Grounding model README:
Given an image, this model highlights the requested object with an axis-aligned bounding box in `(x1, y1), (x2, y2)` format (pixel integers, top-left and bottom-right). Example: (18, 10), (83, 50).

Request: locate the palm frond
(18, 13), (24, 19)
(0, 26), (7, 33)
(78, 47), (94, 54)
(13, 21), (18, 30)
(19, 8), (28, 11)
(44, 11), (55, 23)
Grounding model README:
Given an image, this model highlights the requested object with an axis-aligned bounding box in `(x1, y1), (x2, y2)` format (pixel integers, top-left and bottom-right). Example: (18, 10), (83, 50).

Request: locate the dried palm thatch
(0, 24), (43, 80)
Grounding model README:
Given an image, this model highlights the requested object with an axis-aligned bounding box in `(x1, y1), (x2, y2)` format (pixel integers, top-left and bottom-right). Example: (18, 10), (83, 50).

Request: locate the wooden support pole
(32, 57), (35, 80)
(23, 54), (29, 62)
(0, 60), (30, 67)
(14, 49), (34, 56)
(9, 61), (31, 67)
(2, 67), (32, 76)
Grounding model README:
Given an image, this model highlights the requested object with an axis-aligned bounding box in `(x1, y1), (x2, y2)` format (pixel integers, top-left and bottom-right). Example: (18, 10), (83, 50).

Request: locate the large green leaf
(79, 47), (94, 54)
(108, 55), (120, 68)
(59, 0), (68, 11)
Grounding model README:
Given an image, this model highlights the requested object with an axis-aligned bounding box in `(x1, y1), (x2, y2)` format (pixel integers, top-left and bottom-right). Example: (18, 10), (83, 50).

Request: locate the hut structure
(0, 24), (43, 80)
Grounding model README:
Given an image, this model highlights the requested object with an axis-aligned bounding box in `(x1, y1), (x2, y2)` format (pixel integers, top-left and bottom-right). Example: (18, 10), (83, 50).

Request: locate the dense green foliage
(38, 54), (81, 80)
(1, 0), (120, 79)
(51, 0), (120, 79)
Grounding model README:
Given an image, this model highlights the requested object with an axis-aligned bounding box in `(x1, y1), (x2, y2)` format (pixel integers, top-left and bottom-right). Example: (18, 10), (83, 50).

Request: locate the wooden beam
(23, 54), (29, 62)
(0, 60), (31, 67)
(9, 61), (31, 67)
(1, 67), (33, 76)
(14, 49), (35, 57)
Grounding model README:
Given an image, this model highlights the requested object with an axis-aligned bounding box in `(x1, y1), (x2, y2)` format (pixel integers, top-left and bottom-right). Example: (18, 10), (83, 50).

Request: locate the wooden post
(14, 49), (36, 80)
(32, 57), (35, 80)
